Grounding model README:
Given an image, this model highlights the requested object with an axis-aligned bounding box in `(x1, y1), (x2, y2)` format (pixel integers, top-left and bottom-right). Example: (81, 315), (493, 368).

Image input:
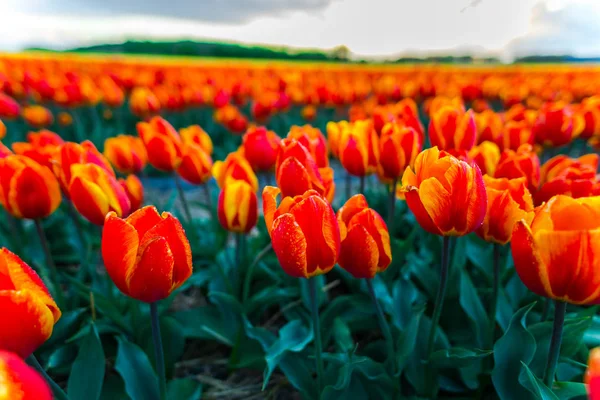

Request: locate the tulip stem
(359, 175), (366, 194)
(242, 243), (272, 304)
(387, 178), (398, 235)
(489, 243), (501, 348)
(27, 355), (69, 400)
(345, 172), (352, 200)
(308, 277), (324, 397)
(543, 300), (566, 388)
(34, 219), (64, 308)
(174, 174), (193, 224)
(150, 302), (167, 400)
(203, 183), (212, 210)
(366, 278), (396, 374)
(65, 199), (91, 300)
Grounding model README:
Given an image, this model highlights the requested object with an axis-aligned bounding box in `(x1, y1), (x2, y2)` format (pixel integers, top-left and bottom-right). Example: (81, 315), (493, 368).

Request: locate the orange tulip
(288, 125), (329, 168)
(578, 97), (600, 140)
(500, 121), (535, 151)
(0, 155), (61, 219)
(535, 154), (600, 204)
(177, 143), (213, 185)
(475, 110), (503, 145)
(138, 116), (183, 172)
(339, 120), (379, 177)
(429, 106), (477, 153)
(69, 163), (131, 225)
(336, 194), (391, 278)
(401, 147), (487, 236)
(21, 105), (53, 128)
(53, 140), (114, 194)
(11, 130), (63, 169)
(217, 179), (258, 233)
(0, 350), (52, 400)
(275, 138), (335, 202)
(495, 144), (541, 194)
(130, 87), (160, 117)
(533, 102), (583, 147)
(378, 122), (421, 182)
(102, 206), (193, 303)
(180, 124), (213, 155)
(57, 111), (73, 127)
(326, 120), (348, 159)
(586, 347), (600, 400)
(468, 141), (501, 176)
(263, 187), (340, 278)
(0, 93), (20, 119)
(213, 151), (258, 192)
(0, 248), (61, 357)
(241, 126), (281, 172)
(476, 176), (534, 245)
(512, 195), (600, 304)
(104, 135), (148, 175)
(120, 174), (144, 213)
(301, 105), (317, 121)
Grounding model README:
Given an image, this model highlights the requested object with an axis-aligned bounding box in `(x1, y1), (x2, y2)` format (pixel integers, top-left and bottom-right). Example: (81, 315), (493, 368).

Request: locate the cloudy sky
(0, 0), (599, 60)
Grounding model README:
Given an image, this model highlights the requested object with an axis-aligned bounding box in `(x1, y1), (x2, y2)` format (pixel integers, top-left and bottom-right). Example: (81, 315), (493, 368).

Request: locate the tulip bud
(0, 351), (52, 400)
(242, 126), (281, 172)
(138, 116), (183, 172)
(378, 122), (421, 182)
(213, 151), (258, 192)
(339, 120), (379, 177)
(217, 179), (258, 233)
(21, 105), (53, 128)
(177, 143), (213, 185)
(0, 93), (20, 119)
(104, 135), (148, 175)
(120, 174), (144, 213)
(495, 144), (541, 195)
(288, 125), (329, 168)
(130, 87), (160, 117)
(180, 124), (213, 155)
(429, 106), (477, 153)
(468, 141), (501, 177)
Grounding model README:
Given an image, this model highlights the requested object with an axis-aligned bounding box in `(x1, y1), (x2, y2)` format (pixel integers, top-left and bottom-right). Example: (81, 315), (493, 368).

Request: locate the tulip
(288, 125), (329, 168)
(177, 143), (213, 185)
(0, 155), (61, 219)
(301, 105), (317, 121)
(102, 205), (193, 302)
(57, 111), (73, 127)
(429, 106), (476, 153)
(475, 110), (503, 145)
(0, 248), (61, 357)
(325, 120), (348, 159)
(241, 126), (281, 172)
(138, 116), (183, 172)
(512, 195), (600, 387)
(213, 151), (258, 192)
(468, 141), (501, 177)
(21, 105), (53, 128)
(586, 347), (600, 400)
(69, 163), (131, 225)
(275, 138), (335, 202)
(535, 154), (600, 204)
(11, 129), (64, 168)
(53, 140), (115, 194)
(120, 174), (144, 213)
(130, 87), (160, 117)
(180, 124), (213, 155)
(500, 121), (535, 151)
(104, 135), (148, 175)
(263, 186), (340, 278)
(338, 119), (379, 178)
(0, 351), (53, 400)
(0, 93), (20, 119)
(395, 98), (425, 144)
(533, 102), (584, 147)
(378, 122), (421, 183)
(495, 144), (541, 195)
(217, 179), (258, 233)
(578, 96), (600, 140)
(0, 140), (11, 158)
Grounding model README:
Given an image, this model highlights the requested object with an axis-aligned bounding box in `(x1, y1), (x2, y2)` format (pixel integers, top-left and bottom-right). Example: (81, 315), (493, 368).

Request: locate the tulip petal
(404, 186), (442, 235)
(262, 186), (281, 236)
(126, 206), (163, 241)
(512, 220), (552, 299)
(350, 209), (392, 270)
(70, 176), (110, 225)
(271, 213), (308, 278)
(276, 157), (313, 198)
(128, 237), (174, 303)
(338, 225), (379, 279)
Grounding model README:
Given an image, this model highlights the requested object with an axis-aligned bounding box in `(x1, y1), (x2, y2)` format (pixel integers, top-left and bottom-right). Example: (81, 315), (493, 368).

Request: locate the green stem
(345, 172), (352, 200)
(66, 199), (91, 300)
(35, 219), (65, 308)
(242, 243), (272, 304)
(489, 243), (501, 348)
(543, 301), (566, 388)
(366, 278), (396, 374)
(203, 184), (212, 210)
(309, 278), (324, 397)
(235, 234), (246, 295)
(359, 175), (366, 194)
(27, 355), (68, 400)
(426, 236), (451, 359)
(150, 302), (167, 400)
(387, 178), (398, 236)
(174, 174), (193, 224)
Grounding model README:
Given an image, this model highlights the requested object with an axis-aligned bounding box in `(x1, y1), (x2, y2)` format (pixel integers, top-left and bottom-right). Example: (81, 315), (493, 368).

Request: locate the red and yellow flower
(0, 350), (52, 400)
(533, 102), (584, 147)
(177, 143), (213, 185)
(241, 126), (281, 172)
(512, 195), (600, 304)
(468, 141), (501, 177)
(500, 121), (535, 151)
(377, 122), (421, 183)
(213, 151), (258, 192)
(137, 116), (183, 172)
(217, 179), (258, 233)
(338, 119), (379, 177)
(263, 187), (340, 278)
(21, 105), (53, 128)
(102, 206), (193, 303)
(120, 174), (144, 213)
(495, 144), (541, 195)
(0, 93), (20, 119)
(0, 248), (61, 357)
(180, 124), (213, 155)
(288, 125), (329, 168)
(586, 347), (600, 400)
(53, 140), (114, 194)
(535, 154), (600, 204)
(104, 135), (148, 175)
(401, 147), (487, 236)
(0, 141), (11, 158)
(429, 106), (477, 153)
(130, 87), (160, 117)
(336, 194), (391, 278)
(475, 110), (503, 145)
(11, 130), (64, 169)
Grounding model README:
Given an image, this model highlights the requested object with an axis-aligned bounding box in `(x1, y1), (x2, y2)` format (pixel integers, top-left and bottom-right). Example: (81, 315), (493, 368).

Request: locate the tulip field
(2, 53), (600, 400)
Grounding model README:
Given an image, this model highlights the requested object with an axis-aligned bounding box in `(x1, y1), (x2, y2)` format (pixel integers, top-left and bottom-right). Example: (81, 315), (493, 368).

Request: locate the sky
(0, 0), (599, 61)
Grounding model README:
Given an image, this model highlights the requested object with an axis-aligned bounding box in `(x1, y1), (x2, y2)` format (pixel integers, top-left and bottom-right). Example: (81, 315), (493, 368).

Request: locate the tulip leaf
(553, 381), (588, 400)
(430, 347), (493, 369)
(518, 361), (560, 400)
(332, 318), (354, 353)
(174, 306), (235, 346)
(459, 269), (490, 348)
(67, 323), (105, 400)
(492, 302), (537, 400)
(395, 304), (425, 374)
(114, 337), (160, 400)
(322, 353), (394, 399)
(166, 379), (203, 400)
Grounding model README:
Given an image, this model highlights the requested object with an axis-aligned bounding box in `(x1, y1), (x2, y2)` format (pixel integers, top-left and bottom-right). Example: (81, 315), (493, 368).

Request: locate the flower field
(1, 52), (600, 400)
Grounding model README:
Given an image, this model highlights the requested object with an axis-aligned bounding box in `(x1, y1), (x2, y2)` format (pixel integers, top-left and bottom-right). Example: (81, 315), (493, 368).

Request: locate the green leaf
(332, 318), (354, 353)
(459, 270), (490, 348)
(114, 337), (159, 400)
(42, 308), (87, 350)
(262, 319), (313, 389)
(68, 323), (105, 400)
(553, 381), (589, 400)
(395, 305), (425, 373)
(492, 302), (537, 400)
(430, 347), (493, 369)
(141, 317), (185, 378)
(174, 306), (235, 346)
(167, 379), (203, 400)
(518, 361), (559, 400)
